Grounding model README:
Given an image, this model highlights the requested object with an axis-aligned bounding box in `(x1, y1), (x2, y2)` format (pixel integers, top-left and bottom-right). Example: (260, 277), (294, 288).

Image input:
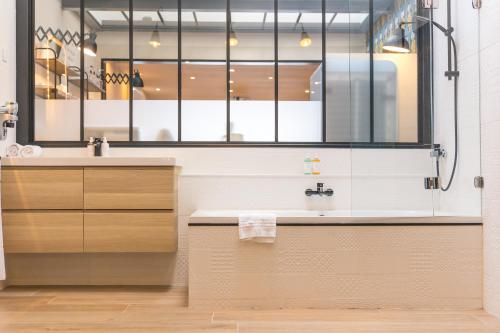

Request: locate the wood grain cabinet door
(84, 211), (177, 253)
(2, 211), (84, 253)
(84, 167), (176, 210)
(1, 167), (84, 209)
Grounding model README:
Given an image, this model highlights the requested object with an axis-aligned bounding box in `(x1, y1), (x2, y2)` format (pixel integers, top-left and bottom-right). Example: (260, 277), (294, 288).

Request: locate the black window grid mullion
(129, 0), (133, 141)
(274, 0), (278, 143)
(226, 0), (231, 143)
(80, 0), (85, 141)
(369, 0), (374, 143)
(322, 0), (326, 143)
(177, 0), (182, 142)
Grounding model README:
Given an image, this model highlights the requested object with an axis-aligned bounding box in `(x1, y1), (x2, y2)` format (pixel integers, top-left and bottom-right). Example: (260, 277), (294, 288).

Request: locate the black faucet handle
(317, 183), (324, 189)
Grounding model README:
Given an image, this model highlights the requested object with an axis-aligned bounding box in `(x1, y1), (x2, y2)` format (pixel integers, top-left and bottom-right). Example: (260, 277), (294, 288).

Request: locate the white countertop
(189, 210), (482, 225)
(1, 156), (176, 167)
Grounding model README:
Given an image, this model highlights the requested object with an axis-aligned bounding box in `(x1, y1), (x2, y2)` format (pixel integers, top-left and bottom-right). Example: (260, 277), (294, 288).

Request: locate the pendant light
(150, 24), (161, 48)
(229, 24), (239, 46)
(299, 24), (312, 48)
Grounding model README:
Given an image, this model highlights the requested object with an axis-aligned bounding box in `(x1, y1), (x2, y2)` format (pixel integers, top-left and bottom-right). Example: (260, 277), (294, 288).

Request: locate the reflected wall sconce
(299, 24), (312, 48)
(102, 70), (144, 88)
(131, 70), (145, 88)
(81, 32), (98, 57)
(382, 23), (410, 53)
(229, 28), (239, 46)
(35, 26), (98, 57)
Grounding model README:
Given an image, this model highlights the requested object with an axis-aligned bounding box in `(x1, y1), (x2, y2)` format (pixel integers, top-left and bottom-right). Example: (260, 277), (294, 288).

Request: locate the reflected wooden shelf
(35, 57), (78, 77)
(67, 75), (104, 93)
(35, 53), (104, 95)
(34, 86), (75, 100)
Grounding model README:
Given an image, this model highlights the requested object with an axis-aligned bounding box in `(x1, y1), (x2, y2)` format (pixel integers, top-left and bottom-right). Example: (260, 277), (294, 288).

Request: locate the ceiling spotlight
(304, 89), (310, 94)
(229, 80), (234, 84)
(314, 81), (321, 85)
(229, 68), (235, 73)
(299, 25), (312, 48)
(190, 76), (196, 80)
(149, 24), (161, 48)
(155, 88), (161, 91)
(268, 76), (274, 80)
(229, 89), (234, 93)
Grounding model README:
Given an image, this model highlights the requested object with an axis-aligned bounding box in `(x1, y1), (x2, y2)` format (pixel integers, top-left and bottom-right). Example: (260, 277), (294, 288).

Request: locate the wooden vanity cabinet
(1, 166), (177, 254)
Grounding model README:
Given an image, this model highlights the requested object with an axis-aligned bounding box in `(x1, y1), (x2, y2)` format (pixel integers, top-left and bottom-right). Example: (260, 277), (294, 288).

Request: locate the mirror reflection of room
(33, 0), (421, 144)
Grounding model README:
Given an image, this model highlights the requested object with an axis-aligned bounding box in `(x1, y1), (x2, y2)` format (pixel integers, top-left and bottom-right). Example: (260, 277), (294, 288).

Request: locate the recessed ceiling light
(268, 76), (274, 80)
(310, 91), (316, 94)
(305, 89), (310, 94)
(229, 89), (234, 93)
(190, 76), (196, 80)
(314, 81), (321, 85)
(229, 68), (235, 72)
(229, 80), (234, 84)
(155, 88), (161, 91)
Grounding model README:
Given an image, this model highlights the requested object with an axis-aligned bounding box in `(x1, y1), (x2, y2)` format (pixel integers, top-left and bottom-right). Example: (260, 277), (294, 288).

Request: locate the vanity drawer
(1, 167), (84, 210)
(84, 167), (176, 210)
(2, 211), (84, 253)
(84, 211), (177, 253)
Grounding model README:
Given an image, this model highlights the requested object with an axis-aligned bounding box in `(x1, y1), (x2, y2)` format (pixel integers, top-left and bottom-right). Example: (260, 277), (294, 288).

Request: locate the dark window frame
(16, 0), (433, 149)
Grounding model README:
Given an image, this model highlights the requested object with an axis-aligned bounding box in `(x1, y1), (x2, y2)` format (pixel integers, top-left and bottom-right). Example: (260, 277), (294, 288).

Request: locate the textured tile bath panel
(188, 226), (482, 309)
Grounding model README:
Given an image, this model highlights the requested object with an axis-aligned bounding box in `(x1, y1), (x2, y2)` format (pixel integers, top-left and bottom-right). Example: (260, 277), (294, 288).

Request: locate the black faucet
(305, 183), (334, 197)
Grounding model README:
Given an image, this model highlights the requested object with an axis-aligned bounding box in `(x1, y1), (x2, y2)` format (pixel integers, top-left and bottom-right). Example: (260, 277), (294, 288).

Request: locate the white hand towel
(239, 213), (277, 243)
(20, 145), (43, 158)
(7, 143), (22, 157)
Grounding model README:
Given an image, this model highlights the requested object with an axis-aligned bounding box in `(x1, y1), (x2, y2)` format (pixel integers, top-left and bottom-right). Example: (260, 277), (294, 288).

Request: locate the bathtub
(188, 210), (482, 309)
(189, 209), (481, 225)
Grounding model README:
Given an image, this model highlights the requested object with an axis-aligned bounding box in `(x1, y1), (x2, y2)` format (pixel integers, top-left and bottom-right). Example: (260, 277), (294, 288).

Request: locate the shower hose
(436, 34), (459, 192)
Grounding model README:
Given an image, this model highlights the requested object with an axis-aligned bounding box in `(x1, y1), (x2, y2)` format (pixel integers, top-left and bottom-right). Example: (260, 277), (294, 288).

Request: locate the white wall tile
(480, 0), (500, 52)
(480, 42), (500, 125)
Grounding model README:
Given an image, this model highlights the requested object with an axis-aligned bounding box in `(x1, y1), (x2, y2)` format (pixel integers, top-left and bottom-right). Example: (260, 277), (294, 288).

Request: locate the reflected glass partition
(84, 0), (130, 141)
(33, 0), (81, 141)
(181, 0), (227, 141)
(31, 0), (432, 147)
(132, 0), (178, 142)
(278, 0), (323, 142)
(229, 0), (275, 142)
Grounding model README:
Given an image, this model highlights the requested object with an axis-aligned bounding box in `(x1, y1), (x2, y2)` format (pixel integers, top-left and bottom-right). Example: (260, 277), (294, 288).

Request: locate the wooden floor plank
(0, 286), (499, 333)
